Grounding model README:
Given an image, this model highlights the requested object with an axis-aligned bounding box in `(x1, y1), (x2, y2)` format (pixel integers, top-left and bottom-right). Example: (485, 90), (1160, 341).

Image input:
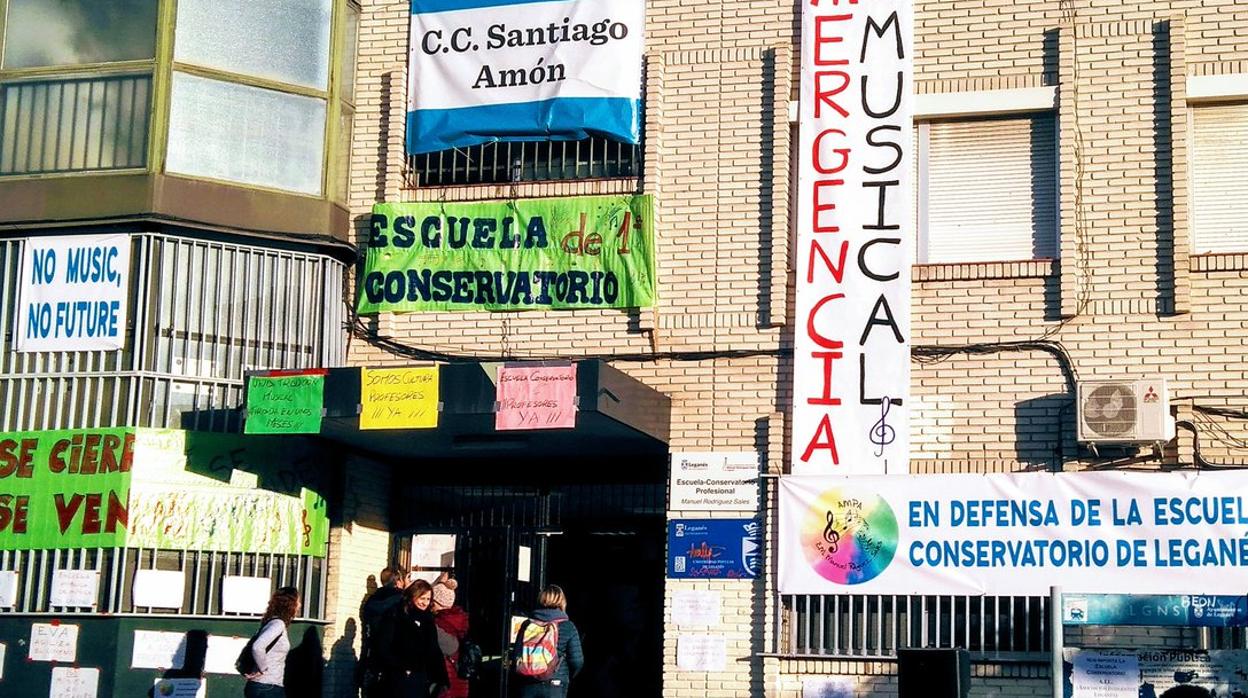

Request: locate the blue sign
(667, 518), (761, 579)
(1062, 594), (1248, 627)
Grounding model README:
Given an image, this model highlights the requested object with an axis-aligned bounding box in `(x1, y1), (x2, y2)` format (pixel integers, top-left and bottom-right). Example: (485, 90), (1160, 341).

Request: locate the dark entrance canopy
(316, 359), (670, 459)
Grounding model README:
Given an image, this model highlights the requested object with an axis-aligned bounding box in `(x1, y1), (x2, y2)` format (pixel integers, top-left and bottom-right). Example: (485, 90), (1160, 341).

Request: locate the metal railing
(0, 548), (327, 621)
(781, 594), (1051, 658)
(408, 136), (640, 187)
(0, 234), (348, 432)
(0, 73), (152, 175)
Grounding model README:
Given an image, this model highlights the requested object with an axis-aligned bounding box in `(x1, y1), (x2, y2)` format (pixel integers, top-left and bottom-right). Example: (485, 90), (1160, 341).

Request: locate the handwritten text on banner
(245, 372), (326, 434)
(360, 367), (440, 430)
(495, 363), (577, 431)
(792, 0), (912, 474)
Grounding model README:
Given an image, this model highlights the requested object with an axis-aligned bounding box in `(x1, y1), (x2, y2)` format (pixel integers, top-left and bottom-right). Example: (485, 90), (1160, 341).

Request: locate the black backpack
(458, 638), (483, 680)
(235, 621), (282, 676)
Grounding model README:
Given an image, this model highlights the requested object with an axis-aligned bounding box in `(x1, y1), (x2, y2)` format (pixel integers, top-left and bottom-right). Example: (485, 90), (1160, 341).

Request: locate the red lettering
(81, 434), (101, 474)
(54, 493), (84, 533)
(105, 490), (128, 533)
(100, 435), (121, 472)
(49, 439), (70, 473)
(0, 494), (30, 534)
(561, 213), (588, 254)
(814, 70), (851, 118)
(807, 352), (843, 406)
(812, 179), (844, 233)
(800, 414), (841, 465)
(808, 239), (849, 284)
(584, 232), (603, 256)
(806, 293), (845, 350)
(812, 129), (850, 174)
(17, 439), (36, 478)
(81, 493), (102, 534)
(813, 15), (853, 65)
(120, 433), (134, 472)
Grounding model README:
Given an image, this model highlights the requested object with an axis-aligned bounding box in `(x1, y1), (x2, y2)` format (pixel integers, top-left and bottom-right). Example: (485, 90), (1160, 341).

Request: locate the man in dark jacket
(513, 585), (584, 698)
(359, 567), (408, 696)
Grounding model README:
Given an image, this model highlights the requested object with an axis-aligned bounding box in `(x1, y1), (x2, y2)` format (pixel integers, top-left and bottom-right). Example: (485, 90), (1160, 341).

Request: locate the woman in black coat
(374, 579), (450, 697)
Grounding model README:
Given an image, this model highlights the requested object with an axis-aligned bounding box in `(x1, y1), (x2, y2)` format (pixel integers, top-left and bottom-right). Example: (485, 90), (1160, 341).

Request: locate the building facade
(3, 0), (1248, 696)
(338, 0), (1248, 697)
(0, 0), (356, 695)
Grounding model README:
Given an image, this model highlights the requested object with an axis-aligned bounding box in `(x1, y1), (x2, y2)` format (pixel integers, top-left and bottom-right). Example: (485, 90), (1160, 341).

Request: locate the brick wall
(342, 1), (1248, 696)
(322, 455), (393, 698)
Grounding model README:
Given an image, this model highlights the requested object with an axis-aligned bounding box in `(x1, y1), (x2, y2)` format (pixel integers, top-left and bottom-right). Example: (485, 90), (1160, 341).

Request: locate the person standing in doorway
(374, 579), (449, 698)
(512, 585), (583, 698)
(243, 586), (300, 697)
(431, 573), (471, 698)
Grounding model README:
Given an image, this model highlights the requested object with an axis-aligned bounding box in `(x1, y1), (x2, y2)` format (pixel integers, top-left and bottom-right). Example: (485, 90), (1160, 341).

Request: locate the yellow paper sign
(360, 367), (439, 430)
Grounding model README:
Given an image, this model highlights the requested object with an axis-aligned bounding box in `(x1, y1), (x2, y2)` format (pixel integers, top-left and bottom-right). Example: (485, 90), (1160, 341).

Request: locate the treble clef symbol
(870, 397), (897, 457)
(823, 511), (840, 553)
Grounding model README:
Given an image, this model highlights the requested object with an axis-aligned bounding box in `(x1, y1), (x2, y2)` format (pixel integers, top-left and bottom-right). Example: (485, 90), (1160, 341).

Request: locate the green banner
(245, 373), (325, 434)
(358, 194), (656, 313)
(0, 428), (330, 556)
(0, 428), (134, 549)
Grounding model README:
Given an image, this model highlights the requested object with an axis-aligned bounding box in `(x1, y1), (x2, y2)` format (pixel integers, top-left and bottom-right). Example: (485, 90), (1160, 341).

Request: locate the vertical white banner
(793, 1), (912, 474)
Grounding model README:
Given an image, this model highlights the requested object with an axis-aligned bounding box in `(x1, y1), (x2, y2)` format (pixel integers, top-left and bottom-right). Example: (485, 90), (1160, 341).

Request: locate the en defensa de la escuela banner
(358, 194), (655, 313)
(780, 470), (1248, 596)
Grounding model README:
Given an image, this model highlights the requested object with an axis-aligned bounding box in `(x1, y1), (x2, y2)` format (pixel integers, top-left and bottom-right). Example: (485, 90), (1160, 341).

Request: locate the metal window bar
(0, 548), (328, 621)
(780, 594), (1051, 657)
(0, 234), (346, 432)
(0, 73), (151, 175)
(408, 136), (640, 187)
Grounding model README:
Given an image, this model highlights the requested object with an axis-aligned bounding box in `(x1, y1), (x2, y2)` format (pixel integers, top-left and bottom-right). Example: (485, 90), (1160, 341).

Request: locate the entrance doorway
(394, 462), (666, 698)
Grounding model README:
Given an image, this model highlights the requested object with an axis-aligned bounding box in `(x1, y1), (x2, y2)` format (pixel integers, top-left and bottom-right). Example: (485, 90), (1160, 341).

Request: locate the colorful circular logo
(800, 489), (899, 584)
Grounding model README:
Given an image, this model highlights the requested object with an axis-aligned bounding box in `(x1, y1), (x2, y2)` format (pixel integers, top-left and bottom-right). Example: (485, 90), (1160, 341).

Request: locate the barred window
(409, 136), (640, 187)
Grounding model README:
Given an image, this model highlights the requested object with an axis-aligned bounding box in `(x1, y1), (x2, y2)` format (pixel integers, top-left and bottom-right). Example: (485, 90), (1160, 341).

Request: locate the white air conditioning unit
(1077, 378), (1175, 445)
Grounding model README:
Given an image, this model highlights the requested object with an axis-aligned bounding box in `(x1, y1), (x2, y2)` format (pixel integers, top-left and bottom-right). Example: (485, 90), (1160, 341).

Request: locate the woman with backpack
(430, 573), (471, 698)
(374, 579), (450, 697)
(241, 586), (300, 697)
(511, 585), (583, 698)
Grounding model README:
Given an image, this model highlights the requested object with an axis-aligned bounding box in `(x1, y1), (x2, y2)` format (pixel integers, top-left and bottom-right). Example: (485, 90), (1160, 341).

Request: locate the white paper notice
(131, 630), (187, 670)
(133, 569), (186, 609)
(29, 623), (79, 662)
(517, 546), (532, 583)
(205, 635), (249, 675)
(221, 576), (271, 614)
(411, 534), (457, 568)
(0, 641), (6, 680)
(804, 676), (854, 698)
(676, 634), (727, 672)
(669, 452), (761, 512)
(50, 666), (99, 698)
(153, 678), (206, 698)
(50, 570), (99, 608)
(1071, 650), (1139, 698)
(0, 570), (17, 608)
(672, 590), (722, 627)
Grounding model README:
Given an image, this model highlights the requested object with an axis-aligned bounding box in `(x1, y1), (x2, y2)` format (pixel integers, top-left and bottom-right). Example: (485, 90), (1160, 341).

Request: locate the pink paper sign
(495, 364), (578, 431)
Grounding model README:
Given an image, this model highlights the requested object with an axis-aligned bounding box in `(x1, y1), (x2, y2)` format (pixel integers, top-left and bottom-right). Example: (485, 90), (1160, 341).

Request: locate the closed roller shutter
(1193, 103), (1248, 253)
(921, 115), (1058, 263)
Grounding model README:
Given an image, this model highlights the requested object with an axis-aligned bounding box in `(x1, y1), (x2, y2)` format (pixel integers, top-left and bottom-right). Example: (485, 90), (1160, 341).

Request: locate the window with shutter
(917, 114), (1058, 264)
(1192, 103), (1248, 253)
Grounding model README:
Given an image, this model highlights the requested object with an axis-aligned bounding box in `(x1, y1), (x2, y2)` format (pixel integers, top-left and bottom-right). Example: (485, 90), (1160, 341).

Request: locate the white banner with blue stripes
(407, 0), (645, 154)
